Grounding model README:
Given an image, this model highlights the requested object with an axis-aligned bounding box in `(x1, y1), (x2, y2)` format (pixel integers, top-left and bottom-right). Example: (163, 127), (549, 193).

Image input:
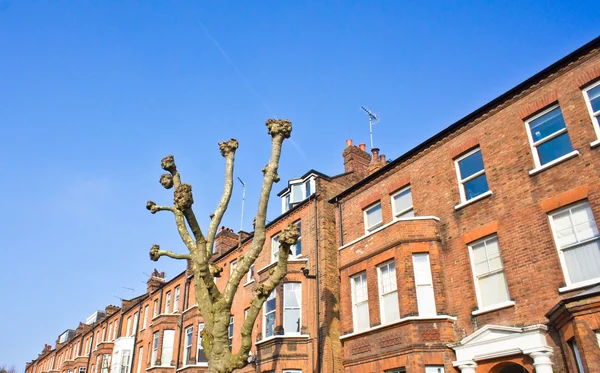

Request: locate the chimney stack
(147, 269), (166, 294)
(214, 226), (239, 256)
(342, 139), (371, 179)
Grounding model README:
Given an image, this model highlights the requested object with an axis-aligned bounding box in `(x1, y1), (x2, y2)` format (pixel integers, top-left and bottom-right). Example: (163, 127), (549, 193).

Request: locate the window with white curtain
(391, 186), (414, 218)
(136, 347), (143, 373)
(142, 306), (148, 329)
(351, 272), (369, 331)
(174, 286), (180, 312)
(364, 202), (383, 233)
(549, 201), (600, 286)
(161, 330), (175, 366)
(183, 326), (193, 365)
(377, 261), (399, 324)
(165, 292), (171, 314)
(283, 283), (301, 335)
(264, 291), (276, 338)
(468, 235), (511, 309)
(271, 234), (280, 263)
(119, 350), (131, 373)
(412, 253), (436, 316)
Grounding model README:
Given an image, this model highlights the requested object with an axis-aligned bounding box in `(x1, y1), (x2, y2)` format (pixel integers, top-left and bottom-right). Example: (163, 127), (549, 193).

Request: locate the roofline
(329, 35), (600, 203)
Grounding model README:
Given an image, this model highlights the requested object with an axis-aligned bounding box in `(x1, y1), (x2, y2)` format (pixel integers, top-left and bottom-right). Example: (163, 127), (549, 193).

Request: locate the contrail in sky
(196, 20), (277, 118)
(196, 19), (308, 162)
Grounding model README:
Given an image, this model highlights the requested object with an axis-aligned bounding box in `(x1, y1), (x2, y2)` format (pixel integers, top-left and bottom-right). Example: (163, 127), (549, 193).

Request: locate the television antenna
(237, 177), (246, 232)
(361, 106), (379, 149)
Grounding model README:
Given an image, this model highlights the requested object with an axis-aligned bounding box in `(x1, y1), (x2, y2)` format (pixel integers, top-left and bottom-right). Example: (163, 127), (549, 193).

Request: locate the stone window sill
(471, 300), (515, 316)
(255, 334), (310, 346)
(558, 277), (600, 293)
(454, 191), (493, 210)
(528, 150), (579, 176)
(591, 139), (600, 148)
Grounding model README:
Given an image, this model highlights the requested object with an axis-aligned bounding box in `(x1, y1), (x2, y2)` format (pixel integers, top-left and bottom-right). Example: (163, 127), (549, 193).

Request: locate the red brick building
(26, 36), (600, 373)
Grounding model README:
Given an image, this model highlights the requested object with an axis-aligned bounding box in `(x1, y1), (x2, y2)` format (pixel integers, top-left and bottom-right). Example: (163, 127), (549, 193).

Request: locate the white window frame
(271, 234), (280, 263)
(230, 259), (237, 275)
(165, 291), (171, 314)
(132, 312), (138, 335)
(363, 202), (383, 233)
(582, 79), (600, 142)
(151, 332), (158, 367)
(291, 220), (302, 257)
(412, 253), (437, 317)
(228, 316), (234, 349)
(183, 326), (193, 366)
(126, 317), (132, 337)
(247, 263), (255, 283)
(570, 339), (584, 373)
(142, 306), (148, 329)
(351, 272), (369, 332)
(454, 147), (488, 203)
(282, 371), (302, 373)
(524, 104), (572, 168)
(391, 185), (414, 219)
(161, 329), (175, 366)
(120, 350), (131, 373)
(153, 299), (159, 317)
(377, 260), (399, 324)
(197, 323), (207, 365)
(174, 286), (180, 312)
(548, 200), (600, 287)
(467, 235), (511, 310)
(283, 282), (302, 335)
(136, 347), (143, 373)
(263, 290), (277, 338)
(425, 366), (445, 373)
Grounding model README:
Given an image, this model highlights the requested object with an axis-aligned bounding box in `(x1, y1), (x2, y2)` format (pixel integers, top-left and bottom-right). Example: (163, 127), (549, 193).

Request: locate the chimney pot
(346, 139), (353, 147)
(359, 143), (366, 152)
(371, 148), (380, 162)
(380, 154), (386, 163)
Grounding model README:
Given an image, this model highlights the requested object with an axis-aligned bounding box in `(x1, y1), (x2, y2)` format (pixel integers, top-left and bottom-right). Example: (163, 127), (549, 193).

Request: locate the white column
(457, 362), (477, 373)
(530, 351), (553, 373)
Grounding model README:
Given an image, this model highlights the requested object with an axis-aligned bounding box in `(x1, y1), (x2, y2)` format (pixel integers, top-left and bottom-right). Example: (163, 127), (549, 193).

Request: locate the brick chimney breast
(214, 226), (239, 256)
(342, 139), (371, 179)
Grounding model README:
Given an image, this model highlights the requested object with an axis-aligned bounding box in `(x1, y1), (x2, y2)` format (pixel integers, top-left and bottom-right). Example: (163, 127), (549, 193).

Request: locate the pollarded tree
(145, 119), (298, 373)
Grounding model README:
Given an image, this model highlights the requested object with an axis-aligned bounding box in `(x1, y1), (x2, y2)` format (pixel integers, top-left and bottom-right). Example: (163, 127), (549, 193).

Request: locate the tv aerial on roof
(361, 106), (379, 149)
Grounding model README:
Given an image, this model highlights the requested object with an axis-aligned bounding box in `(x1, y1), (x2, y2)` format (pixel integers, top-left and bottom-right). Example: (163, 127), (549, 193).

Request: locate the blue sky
(0, 1), (598, 370)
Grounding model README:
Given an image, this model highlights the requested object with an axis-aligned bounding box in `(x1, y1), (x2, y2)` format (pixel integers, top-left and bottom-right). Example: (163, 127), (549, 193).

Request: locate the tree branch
(206, 139), (239, 257)
(223, 119), (292, 306)
(232, 223), (299, 367)
(146, 201), (196, 251)
(148, 244), (191, 261)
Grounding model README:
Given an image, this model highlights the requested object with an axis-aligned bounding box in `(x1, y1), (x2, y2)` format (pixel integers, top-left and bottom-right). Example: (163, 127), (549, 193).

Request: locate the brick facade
(26, 37), (600, 373)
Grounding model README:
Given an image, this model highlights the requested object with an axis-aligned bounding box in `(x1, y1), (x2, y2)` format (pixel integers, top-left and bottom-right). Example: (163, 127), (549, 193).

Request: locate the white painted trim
(582, 80), (600, 142)
(454, 147), (489, 205)
(528, 150), (579, 176)
(558, 277), (600, 293)
(176, 364), (208, 371)
(257, 258), (308, 275)
(591, 139), (600, 148)
(254, 334), (310, 346)
(338, 216), (441, 251)
(350, 272), (369, 332)
(471, 300), (515, 316)
(377, 260), (399, 325)
(340, 315), (456, 340)
(524, 104), (567, 169)
(454, 191), (493, 210)
(243, 279), (255, 287)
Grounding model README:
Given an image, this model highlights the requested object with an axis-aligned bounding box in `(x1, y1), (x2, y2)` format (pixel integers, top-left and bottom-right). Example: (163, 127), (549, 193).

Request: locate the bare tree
(0, 365), (17, 373)
(146, 119), (298, 373)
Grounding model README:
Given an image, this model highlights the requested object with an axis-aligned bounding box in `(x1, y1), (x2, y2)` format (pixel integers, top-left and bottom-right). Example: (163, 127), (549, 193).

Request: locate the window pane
(382, 292), (399, 323)
(353, 273), (368, 301)
(529, 107), (567, 142)
(553, 210), (577, 247)
(305, 180), (311, 197)
(458, 150), (484, 179)
(416, 286), (436, 316)
(366, 204), (382, 228)
(398, 209), (414, 218)
(571, 203), (599, 241)
(479, 271), (510, 308)
(284, 283), (301, 308)
(563, 240), (600, 284)
(291, 184), (303, 202)
(266, 292), (276, 312)
(393, 188), (413, 215)
(587, 84), (600, 113)
(412, 254), (432, 285)
(536, 132), (573, 165)
(464, 174), (489, 200)
(265, 313), (276, 337)
(283, 309), (300, 334)
(356, 302), (370, 331)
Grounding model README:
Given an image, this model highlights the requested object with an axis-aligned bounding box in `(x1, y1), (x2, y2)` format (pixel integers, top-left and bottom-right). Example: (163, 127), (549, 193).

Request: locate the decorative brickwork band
(539, 185), (589, 213)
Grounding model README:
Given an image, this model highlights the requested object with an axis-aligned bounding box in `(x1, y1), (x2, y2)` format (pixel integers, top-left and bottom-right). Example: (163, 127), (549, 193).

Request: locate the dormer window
(281, 177), (315, 213)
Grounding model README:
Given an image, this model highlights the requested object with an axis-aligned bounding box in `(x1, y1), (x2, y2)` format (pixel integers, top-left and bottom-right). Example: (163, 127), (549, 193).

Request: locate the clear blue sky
(0, 1), (598, 370)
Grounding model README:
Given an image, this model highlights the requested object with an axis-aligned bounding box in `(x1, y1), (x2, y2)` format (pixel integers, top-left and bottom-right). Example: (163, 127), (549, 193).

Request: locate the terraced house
(26, 36), (600, 373)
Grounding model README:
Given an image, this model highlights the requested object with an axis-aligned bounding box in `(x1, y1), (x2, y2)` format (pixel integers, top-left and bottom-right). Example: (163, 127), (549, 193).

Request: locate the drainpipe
(175, 278), (190, 369)
(314, 197), (321, 373)
(128, 302), (143, 373)
(336, 198), (343, 246)
(84, 324), (96, 373)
